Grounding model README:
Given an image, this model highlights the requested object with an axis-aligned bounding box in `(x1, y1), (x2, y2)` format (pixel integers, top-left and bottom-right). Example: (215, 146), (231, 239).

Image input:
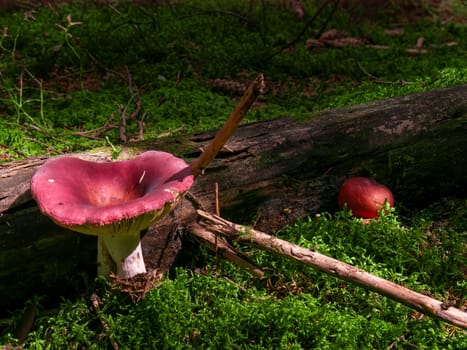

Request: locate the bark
(0, 84), (466, 311)
(196, 209), (467, 329)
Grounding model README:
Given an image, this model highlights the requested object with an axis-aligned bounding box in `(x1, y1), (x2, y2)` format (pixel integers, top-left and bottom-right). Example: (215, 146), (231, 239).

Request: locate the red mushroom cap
(338, 177), (394, 218)
(30, 151), (194, 235)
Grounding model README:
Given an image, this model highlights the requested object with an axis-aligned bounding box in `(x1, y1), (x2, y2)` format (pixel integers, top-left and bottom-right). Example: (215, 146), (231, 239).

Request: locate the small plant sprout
(55, 14), (82, 61)
(105, 136), (122, 160)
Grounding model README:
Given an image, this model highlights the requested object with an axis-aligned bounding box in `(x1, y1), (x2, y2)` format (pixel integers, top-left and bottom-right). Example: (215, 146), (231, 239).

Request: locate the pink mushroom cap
(30, 151), (194, 235)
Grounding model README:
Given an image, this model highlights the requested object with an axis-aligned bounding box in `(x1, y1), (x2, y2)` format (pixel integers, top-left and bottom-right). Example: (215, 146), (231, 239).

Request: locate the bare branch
(189, 223), (265, 279)
(197, 209), (467, 330)
(190, 73), (265, 177)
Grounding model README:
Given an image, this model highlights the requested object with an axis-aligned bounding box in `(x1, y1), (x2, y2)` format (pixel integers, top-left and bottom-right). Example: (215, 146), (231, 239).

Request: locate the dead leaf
(405, 48), (429, 54)
(321, 37), (365, 47)
(305, 38), (325, 48)
(319, 29), (347, 40)
(415, 37), (425, 49)
(292, 0), (305, 19)
(405, 37), (429, 54)
(209, 79), (247, 95)
(315, 29), (366, 48)
(367, 44), (391, 50)
(384, 28), (404, 36)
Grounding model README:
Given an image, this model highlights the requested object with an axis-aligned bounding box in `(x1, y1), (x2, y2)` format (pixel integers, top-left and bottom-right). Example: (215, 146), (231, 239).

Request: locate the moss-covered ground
(0, 0), (465, 160)
(2, 200), (466, 348)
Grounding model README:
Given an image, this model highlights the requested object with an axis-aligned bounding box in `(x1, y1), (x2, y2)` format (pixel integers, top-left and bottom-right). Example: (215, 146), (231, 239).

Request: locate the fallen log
(195, 209), (467, 329)
(0, 84), (466, 311)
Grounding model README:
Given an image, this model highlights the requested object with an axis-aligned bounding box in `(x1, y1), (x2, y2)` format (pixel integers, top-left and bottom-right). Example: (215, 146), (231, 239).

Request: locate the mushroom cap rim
(30, 150), (194, 230)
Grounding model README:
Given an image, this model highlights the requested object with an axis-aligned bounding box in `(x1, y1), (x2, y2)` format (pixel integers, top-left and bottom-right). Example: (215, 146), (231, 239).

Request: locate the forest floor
(0, 0), (465, 162)
(0, 1), (465, 349)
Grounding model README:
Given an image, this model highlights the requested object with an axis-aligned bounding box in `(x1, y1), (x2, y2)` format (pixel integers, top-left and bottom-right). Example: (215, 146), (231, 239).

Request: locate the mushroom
(31, 74), (265, 279)
(30, 151), (193, 278)
(338, 177), (394, 218)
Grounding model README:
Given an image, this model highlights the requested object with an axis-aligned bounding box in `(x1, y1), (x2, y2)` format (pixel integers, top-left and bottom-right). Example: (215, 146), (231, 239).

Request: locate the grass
(0, 0), (466, 160)
(0, 0), (466, 348)
(1, 198), (465, 348)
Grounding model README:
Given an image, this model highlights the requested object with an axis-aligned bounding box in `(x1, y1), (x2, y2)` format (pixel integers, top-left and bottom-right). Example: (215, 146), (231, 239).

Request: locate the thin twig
(13, 302), (36, 345)
(136, 113), (146, 141)
(70, 123), (119, 140)
(190, 73), (265, 177)
(118, 103), (127, 143)
(184, 191), (207, 211)
(23, 136), (62, 154)
(357, 62), (416, 85)
(189, 223), (264, 279)
(118, 66), (145, 142)
(268, 0), (338, 59)
(214, 182), (220, 260)
(90, 293), (119, 350)
(314, 0), (341, 44)
(0, 143), (26, 159)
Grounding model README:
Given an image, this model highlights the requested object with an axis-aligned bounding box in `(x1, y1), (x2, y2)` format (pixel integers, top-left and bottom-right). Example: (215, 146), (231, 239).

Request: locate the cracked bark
(0, 84), (466, 310)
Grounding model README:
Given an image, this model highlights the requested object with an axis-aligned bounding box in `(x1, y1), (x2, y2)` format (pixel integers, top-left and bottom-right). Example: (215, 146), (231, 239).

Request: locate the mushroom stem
(100, 233), (147, 278)
(190, 73), (265, 177)
(97, 237), (116, 277)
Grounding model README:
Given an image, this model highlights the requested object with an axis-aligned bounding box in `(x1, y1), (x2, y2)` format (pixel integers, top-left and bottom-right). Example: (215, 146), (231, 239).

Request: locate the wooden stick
(190, 74), (265, 177)
(13, 303), (36, 345)
(214, 182), (220, 260)
(189, 223), (265, 279)
(196, 209), (467, 329)
(90, 293), (119, 349)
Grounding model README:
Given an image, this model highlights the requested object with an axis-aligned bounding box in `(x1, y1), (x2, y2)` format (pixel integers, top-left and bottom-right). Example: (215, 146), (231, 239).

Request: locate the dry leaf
(384, 28), (404, 36)
(209, 79), (247, 95)
(321, 37), (365, 47)
(305, 38), (325, 48)
(405, 48), (429, 54)
(292, 0), (304, 19)
(367, 44), (391, 50)
(319, 29), (347, 40)
(415, 37), (425, 49)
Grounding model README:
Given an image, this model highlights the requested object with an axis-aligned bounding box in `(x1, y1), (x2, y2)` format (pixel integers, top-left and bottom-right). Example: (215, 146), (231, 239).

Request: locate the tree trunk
(0, 84), (466, 311)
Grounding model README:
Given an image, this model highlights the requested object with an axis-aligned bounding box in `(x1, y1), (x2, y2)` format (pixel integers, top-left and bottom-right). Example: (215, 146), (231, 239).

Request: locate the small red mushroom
(31, 151), (193, 278)
(338, 177), (394, 218)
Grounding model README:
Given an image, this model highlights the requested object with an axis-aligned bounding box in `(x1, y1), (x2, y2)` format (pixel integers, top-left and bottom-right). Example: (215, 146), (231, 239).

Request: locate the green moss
(0, 2), (466, 347)
(2, 199), (465, 348)
(1, 1), (466, 160)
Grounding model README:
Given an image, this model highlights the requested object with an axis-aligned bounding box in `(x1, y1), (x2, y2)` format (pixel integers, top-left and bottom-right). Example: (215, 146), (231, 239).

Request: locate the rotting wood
(0, 84), (466, 311)
(196, 209), (467, 330)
